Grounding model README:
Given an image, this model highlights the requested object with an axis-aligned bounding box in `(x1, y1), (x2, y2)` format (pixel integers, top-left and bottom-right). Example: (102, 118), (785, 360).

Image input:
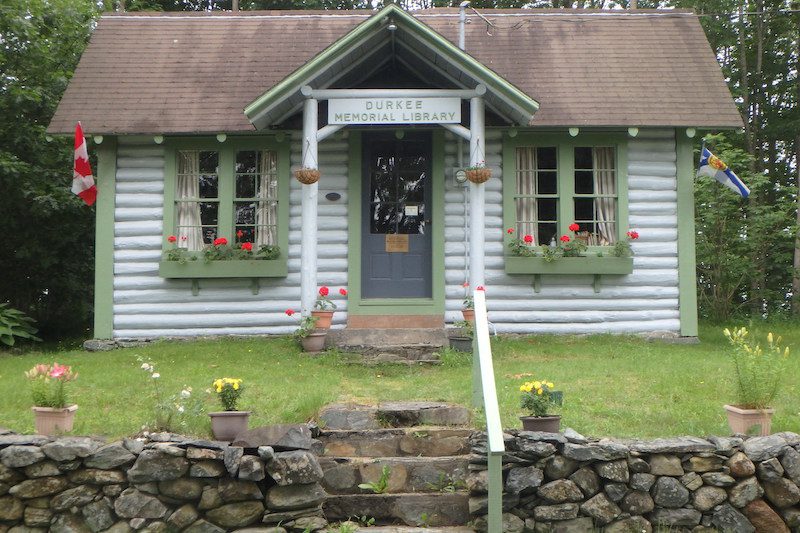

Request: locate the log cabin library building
(48, 5), (743, 340)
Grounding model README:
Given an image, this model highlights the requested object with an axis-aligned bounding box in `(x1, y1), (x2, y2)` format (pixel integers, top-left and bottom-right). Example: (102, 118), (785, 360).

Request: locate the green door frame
(346, 129), (446, 316)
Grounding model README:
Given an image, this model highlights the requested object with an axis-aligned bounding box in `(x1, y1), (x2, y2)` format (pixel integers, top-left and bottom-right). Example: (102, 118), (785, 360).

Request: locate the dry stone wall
(0, 426), (328, 533)
(469, 431), (800, 532)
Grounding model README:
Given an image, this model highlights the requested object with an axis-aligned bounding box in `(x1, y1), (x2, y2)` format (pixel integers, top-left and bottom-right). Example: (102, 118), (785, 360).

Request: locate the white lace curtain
(593, 147), (616, 245)
(255, 150), (278, 246)
(176, 151), (204, 251)
(516, 147), (538, 237)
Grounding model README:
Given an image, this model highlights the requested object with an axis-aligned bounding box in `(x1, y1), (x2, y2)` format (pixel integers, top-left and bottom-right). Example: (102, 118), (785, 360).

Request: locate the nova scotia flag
(697, 147), (750, 198)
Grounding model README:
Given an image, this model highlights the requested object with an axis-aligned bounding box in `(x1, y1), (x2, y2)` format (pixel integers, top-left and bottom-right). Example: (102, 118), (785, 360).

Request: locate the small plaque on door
(385, 234), (409, 253)
(404, 205), (419, 217)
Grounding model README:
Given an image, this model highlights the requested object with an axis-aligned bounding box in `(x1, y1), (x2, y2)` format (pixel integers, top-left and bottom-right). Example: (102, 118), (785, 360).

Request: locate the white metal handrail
(471, 289), (505, 532)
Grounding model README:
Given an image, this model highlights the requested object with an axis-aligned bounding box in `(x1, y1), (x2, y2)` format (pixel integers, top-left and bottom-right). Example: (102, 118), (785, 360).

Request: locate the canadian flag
(72, 122), (97, 206)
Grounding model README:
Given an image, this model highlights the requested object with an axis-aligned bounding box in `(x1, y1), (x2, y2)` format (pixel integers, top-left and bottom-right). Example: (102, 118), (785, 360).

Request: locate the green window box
(504, 256), (633, 275)
(158, 259), (288, 279)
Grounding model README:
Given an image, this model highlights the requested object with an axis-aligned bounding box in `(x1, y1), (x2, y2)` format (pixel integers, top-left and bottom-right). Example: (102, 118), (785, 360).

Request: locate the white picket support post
(469, 96), (486, 290)
(300, 97), (319, 316)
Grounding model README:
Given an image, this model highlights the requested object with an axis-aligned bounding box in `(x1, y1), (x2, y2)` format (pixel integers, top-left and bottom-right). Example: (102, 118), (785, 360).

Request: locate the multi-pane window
(176, 150), (219, 250)
(573, 146), (617, 245)
(234, 150), (278, 246)
(514, 147), (558, 246)
(174, 147), (279, 251)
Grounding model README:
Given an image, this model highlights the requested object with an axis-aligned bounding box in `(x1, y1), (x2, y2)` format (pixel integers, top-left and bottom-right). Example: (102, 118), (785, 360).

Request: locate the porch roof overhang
(243, 4), (539, 129)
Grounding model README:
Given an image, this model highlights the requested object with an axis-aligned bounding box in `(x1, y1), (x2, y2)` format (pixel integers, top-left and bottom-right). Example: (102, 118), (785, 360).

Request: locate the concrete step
(329, 328), (449, 348)
(324, 493), (470, 527)
(319, 402), (471, 431)
(320, 455), (469, 494)
(319, 427), (472, 458)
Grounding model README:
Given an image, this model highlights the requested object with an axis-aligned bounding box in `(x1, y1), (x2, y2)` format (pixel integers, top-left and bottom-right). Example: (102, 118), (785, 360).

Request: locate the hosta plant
(0, 304), (42, 346)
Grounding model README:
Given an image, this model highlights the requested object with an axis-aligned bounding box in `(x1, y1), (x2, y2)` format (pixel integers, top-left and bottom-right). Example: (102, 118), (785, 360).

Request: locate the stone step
(319, 455), (469, 494)
(319, 427), (472, 457)
(328, 328), (449, 348)
(356, 526), (475, 533)
(319, 402), (471, 431)
(324, 493), (470, 527)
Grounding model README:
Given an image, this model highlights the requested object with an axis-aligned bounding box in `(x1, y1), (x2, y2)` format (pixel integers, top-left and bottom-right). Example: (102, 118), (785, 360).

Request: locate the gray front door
(362, 132), (432, 299)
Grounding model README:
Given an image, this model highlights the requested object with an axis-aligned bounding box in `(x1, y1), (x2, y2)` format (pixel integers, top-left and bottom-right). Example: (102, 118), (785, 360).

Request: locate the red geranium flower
(236, 229), (244, 239)
(523, 234), (534, 244)
(213, 237), (228, 246)
(627, 230), (640, 240)
(560, 235), (571, 243)
(319, 286), (329, 297)
(477, 285), (485, 291)
(507, 228), (514, 234)
(569, 223), (580, 232)
(285, 309), (295, 316)
(241, 242), (253, 251)
(462, 281), (469, 288)
(339, 288), (348, 296)
(167, 235), (177, 243)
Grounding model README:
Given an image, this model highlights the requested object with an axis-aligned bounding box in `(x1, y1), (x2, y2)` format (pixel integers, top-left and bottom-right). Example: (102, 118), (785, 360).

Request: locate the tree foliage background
(0, 0), (797, 340)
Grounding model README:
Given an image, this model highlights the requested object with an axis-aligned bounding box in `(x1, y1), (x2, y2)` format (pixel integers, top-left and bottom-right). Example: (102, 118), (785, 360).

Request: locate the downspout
(459, 1), (470, 289)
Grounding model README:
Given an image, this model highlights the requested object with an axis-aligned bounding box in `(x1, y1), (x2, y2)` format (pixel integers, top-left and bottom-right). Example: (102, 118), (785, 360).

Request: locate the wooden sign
(385, 234), (409, 253)
(329, 97), (461, 125)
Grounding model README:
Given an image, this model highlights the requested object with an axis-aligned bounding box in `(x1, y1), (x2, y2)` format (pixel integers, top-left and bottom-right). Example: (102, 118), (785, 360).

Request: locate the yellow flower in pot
(209, 377), (249, 442)
(519, 379), (563, 433)
(723, 327), (789, 436)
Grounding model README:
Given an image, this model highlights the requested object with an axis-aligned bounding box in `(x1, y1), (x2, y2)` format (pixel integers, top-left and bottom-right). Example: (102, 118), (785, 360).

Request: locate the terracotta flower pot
(520, 415), (561, 433)
(32, 405), (78, 435)
(300, 331), (327, 353)
(466, 168), (491, 184)
(724, 404), (774, 436)
(311, 310), (334, 329)
(461, 309), (475, 322)
(209, 411), (251, 441)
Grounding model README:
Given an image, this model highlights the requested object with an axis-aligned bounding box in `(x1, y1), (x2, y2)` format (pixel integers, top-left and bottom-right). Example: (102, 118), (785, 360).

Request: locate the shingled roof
(47, 8), (743, 134)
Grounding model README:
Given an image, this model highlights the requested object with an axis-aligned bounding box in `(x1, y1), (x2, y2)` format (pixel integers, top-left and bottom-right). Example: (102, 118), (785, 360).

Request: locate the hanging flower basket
(465, 168), (491, 184)
(294, 168), (321, 185)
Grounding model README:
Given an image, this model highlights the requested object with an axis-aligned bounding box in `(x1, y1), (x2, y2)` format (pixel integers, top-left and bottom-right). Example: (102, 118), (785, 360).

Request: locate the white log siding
(440, 128), (680, 334)
(111, 128), (679, 338)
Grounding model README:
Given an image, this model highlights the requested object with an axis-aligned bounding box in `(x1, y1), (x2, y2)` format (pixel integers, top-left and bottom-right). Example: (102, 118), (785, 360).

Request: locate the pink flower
(236, 229), (244, 239)
(506, 228), (514, 234)
(241, 242), (253, 251)
(523, 234), (534, 244)
(560, 235), (571, 243)
(49, 363), (70, 379)
(627, 230), (639, 240)
(339, 288), (348, 296)
(285, 309), (295, 316)
(167, 235), (177, 243)
(213, 237), (228, 246)
(569, 223), (580, 232)
(319, 286), (329, 297)
(462, 281), (469, 288)
(476, 285), (485, 291)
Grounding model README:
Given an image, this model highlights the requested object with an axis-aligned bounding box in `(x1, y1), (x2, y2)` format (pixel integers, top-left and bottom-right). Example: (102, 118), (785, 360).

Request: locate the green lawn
(1, 323), (798, 439)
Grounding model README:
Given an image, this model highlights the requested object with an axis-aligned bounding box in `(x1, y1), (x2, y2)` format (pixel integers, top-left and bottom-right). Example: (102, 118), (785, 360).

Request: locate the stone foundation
(469, 431), (800, 532)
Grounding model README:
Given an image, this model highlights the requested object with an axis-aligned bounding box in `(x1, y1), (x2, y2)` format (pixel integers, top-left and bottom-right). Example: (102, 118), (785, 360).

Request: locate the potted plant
(722, 327), (789, 436)
(449, 320), (473, 352)
(465, 161), (491, 184)
(312, 286), (347, 329)
(209, 377), (249, 441)
(461, 282), (475, 322)
(286, 309), (326, 353)
(519, 379), (563, 433)
(25, 363), (79, 435)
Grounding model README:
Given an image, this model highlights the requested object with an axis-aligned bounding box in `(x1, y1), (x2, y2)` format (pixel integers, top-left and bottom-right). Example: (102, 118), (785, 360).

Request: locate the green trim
(505, 256), (633, 275)
(161, 136), (290, 278)
(158, 260), (287, 279)
(93, 137), (117, 339)
(676, 132), (699, 337)
(502, 131), (629, 243)
(346, 129), (445, 316)
(243, 4), (538, 127)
